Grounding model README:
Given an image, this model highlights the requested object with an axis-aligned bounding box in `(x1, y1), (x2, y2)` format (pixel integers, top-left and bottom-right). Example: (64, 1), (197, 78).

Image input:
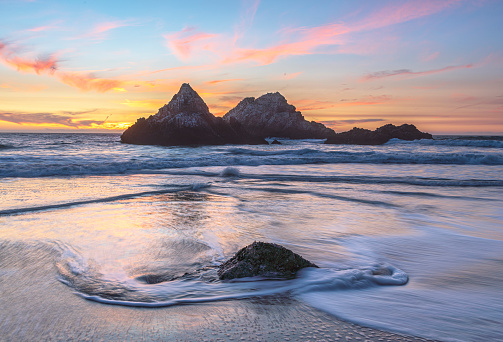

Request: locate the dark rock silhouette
(271, 139), (282, 145)
(121, 83), (266, 146)
(121, 84), (431, 147)
(325, 124), (433, 145)
(218, 241), (318, 280)
(223, 92), (335, 139)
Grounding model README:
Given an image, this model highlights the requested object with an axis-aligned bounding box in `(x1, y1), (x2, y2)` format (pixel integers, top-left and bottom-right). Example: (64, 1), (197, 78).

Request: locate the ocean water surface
(1, 132), (502, 342)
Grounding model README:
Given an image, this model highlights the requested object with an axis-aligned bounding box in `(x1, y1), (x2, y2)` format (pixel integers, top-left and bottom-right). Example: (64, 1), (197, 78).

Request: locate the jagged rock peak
(232, 92), (291, 111)
(223, 91), (335, 139)
(157, 83), (210, 119)
(120, 83), (268, 146)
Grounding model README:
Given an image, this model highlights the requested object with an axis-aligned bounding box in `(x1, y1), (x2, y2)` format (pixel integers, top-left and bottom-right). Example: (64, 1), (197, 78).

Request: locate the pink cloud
(57, 72), (124, 92)
(27, 24), (58, 32)
(283, 72), (303, 80)
(296, 95), (392, 111)
(0, 40), (136, 93)
(210, 1), (462, 65)
(164, 27), (218, 61)
(321, 118), (385, 128)
(421, 51), (440, 62)
(361, 64), (474, 81)
(0, 110), (105, 127)
(205, 79), (244, 85)
(223, 23), (349, 65)
(353, 0), (463, 32)
(70, 20), (132, 41)
(0, 40), (58, 74)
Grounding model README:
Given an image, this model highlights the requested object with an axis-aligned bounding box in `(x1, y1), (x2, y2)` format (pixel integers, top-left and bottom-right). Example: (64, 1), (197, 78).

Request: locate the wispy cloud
(321, 118), (385, 128)
(223, 23), (349, 65)
(164, 27), (218, 61)
(164, 0), (463, 66)
(0, 82), (47, 92)
(0, 40), (130, 92)
(282, 71), (303, 80)
(0, 40), (58, 74)
(352, 0), (462, 32)
(296, 95), (391, 111)
(121, 99), (166, 109)
(234, 0), (260, 43)
(361, 64), (473, 81)
(57, 72), (125, 92)
(0, 110), (104, 127)
(421, 51), (440, 62)
(25, 21), (62, 32)
(205, 78), (243, 85)
(0, 109), (131, 129)
(70, 20), (133, 41)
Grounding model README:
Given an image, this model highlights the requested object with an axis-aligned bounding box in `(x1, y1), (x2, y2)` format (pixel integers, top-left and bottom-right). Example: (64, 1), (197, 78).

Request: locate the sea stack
(121, 83), (266, 146)
(325, 123), (433, 145)
(223, 92), (335, 139)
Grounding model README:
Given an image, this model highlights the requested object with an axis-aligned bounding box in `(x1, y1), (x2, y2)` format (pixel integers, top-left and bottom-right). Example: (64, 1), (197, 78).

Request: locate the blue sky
(1, 0), (502, 133)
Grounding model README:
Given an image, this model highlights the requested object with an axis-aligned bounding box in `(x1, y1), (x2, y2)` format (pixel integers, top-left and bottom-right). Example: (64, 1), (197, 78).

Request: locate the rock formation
(121, 84), (431, 147)
(121, 83), (267, 146)
(218, 241), (318, 280)
(223, 92), (335, 139)
(325, 123), (433, 145)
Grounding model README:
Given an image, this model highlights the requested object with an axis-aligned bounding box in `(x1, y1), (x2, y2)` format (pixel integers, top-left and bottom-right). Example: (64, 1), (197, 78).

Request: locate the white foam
(59, 261), (408, 307)
(300, 227), (503, 342)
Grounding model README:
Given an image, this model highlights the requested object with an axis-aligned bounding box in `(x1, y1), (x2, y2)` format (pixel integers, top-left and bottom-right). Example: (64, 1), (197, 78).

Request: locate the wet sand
(0, 242), (436, 342)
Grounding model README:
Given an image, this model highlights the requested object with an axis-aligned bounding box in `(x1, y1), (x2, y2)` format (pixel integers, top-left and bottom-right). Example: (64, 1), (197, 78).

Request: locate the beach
(1, 241), (435, 342)
(1, 133), (502, 341)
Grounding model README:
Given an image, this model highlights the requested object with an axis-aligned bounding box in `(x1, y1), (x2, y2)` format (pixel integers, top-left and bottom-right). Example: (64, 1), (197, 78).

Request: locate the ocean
(1, 132), (502, 342)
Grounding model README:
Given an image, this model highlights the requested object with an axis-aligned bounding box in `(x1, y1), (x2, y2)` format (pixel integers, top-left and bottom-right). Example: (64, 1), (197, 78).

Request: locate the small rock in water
(271, 139), (282, 145)
(220, 166), (240, 177)
(218, 241), (318, 280)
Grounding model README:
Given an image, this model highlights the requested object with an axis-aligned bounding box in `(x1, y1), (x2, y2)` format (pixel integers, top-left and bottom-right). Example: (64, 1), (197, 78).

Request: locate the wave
(0, 144), (14, 150)
(55, 242), (408, 307)
(227, 147), (318, 156)
(237, 173), (503, 187)
(0, 184), (208, 216)
(387, 137), (503, 148)
(2, 149), (502, 178)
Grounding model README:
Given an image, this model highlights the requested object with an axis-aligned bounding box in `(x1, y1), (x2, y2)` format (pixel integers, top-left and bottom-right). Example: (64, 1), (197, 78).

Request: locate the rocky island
(120, 83), (266, 146)
(223, 92), (335, 139)
(121, 83), (432, 146)
(325, 123), (433, 145)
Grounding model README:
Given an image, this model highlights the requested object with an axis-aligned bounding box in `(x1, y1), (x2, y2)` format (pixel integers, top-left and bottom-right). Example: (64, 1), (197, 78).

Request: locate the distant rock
(121, 84), (430, 147)
(223, 92), (335, 139)
(325, 124), (433, 145)
(218, 241), (318, 280)
(121, 84), (267, 146)
(271, 139), (282, 145)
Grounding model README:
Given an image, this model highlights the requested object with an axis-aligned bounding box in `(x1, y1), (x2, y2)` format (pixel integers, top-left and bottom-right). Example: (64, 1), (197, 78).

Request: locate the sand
(0, 241), (438, 342)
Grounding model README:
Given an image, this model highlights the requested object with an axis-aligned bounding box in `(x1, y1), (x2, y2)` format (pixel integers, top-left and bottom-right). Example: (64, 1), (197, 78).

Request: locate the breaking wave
(1, 133), (502, 178)
(1, 149), (502, 178)
(387, 137), (503, 148)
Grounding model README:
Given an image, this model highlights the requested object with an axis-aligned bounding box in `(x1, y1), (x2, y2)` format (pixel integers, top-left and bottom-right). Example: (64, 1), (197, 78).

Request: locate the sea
(1, 132), (502, 342)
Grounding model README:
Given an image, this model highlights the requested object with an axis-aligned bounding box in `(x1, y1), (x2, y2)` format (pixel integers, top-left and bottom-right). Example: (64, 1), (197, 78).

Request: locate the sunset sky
(0, 0), (502, 134)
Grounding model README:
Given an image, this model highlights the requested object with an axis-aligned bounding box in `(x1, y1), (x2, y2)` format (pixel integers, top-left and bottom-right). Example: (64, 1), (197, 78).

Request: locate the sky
(0, 0), (502, 134)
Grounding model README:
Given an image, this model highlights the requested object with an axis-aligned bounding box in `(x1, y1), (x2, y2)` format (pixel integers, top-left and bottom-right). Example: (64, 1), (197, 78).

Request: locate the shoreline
(0, 241), (436, 342)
